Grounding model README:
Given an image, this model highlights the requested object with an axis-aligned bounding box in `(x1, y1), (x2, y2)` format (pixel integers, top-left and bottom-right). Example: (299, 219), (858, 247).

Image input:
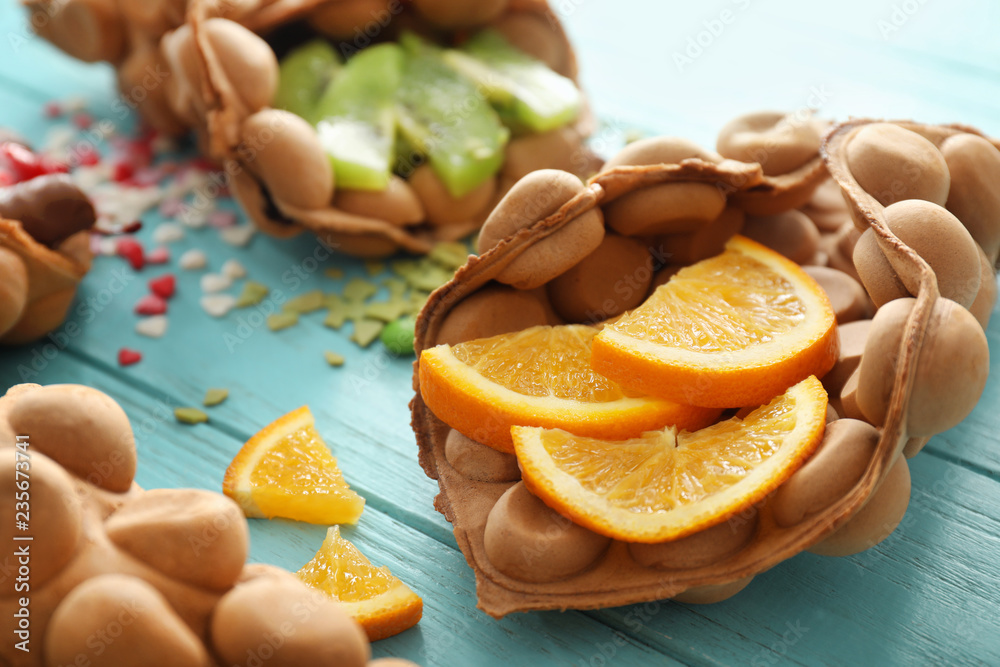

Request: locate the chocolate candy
(0, 174), (96, 247)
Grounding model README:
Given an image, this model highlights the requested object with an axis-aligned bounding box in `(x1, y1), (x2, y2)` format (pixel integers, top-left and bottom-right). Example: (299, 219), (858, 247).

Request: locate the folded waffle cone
(0, 220), (92, 344)
(410, 117), (999, 616)
(30, 0), (597, 257)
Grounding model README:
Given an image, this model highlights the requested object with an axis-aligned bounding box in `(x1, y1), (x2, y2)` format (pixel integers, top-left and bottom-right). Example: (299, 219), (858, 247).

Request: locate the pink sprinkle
(130, 167), (162, 187)
(118, 348), (142, 366)
(44, 101), (62, 118)
(73, 113), (93, 130)
(0, 172), (13, 187)
(208, 210), (236, 228)
(135, 294), (168, 316)
(159, 197), (184, 217)
(116, 238), (145, 271)
(149, 274), (176, 299)
(76, 144), (100, 167)
(88, 234), (103, 255)
(147, 247), (170, 264)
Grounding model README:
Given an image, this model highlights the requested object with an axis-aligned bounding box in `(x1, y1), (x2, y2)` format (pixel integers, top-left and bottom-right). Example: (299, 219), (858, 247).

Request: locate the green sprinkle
(365, 300), (409, 322)
(324, 267), (345, 280)
(351, 318), (385, 347)
(406, 290), (430, 314)
(236, 281), (271, 307)
(406, 262), (454, 292)
(268, 312), (300, 331)
(365, 260), (385, 276)
(283, 289), (325, 314)
(324, 306), (346, 329)
(382, 277), (408, 300)
(324, 350), (346, 366)
(390, 259), (421, 279)
(381, 315), (416, 355)
(343, 277), (378, 302)
(203, 388), (229, 407)
(174, 407), (208, 425)
(324, 295), (367, 329)
(323, 292), (342, 310)
(430, 242), (470, 270)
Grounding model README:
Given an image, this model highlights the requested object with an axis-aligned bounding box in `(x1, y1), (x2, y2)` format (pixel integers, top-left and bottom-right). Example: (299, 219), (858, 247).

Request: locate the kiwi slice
(397, 32), (508, 198)
(274, 40), (341, 122)
(444, 29), (581, 134)
(314, 43), (403, 191)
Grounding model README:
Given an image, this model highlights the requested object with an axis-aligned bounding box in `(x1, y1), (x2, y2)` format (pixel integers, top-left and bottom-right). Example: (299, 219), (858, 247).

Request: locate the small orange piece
(513, 376), (828, 543)
(418, 324), (721, 453)
(592, 235), (839, 408)
(297, 526), (423, 642)
(223, 406), (365, 525)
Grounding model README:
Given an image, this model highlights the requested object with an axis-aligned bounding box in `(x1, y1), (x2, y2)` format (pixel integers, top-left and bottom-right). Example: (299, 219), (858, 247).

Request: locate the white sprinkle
(179, 249), (207, 271)
(135, 315), (168, 338)
(200, 273), (232, 293)
(152, 222), (184, 244)
(179, 206), (208, 228)
(98, 238), (118, 256)
(220, 224), (256, 247)
(221, 258), (247, 279)
(43, 125), (76, 158)
(71, 164), (111, 191)
(201, 294), (236, 318)
(89, 184), (163, 226)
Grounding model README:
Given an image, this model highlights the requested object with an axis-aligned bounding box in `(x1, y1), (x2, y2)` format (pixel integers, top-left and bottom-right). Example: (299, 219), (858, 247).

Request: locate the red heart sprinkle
(116, 238), (145, 271)
(117, 348), (142, 366)
(148, 274), (176, 299)
(147, 247), (170, 265)
(135, 294), (167, 316)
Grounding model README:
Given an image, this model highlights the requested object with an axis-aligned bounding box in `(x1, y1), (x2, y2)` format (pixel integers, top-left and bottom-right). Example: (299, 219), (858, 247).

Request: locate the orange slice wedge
(223, 406), (365, 525)
(592, 235), (838, 408)
(513, 376), (828, 543)
(418, 324), (722, 453)
(297, 526), (423, 641)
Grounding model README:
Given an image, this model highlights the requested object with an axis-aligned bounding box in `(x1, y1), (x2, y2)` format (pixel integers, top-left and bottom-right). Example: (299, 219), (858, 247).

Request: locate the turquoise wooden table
(2, 1), (1000, 665)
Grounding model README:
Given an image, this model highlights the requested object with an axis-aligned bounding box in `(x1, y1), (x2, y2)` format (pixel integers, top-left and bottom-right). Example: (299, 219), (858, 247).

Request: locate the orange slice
(592, 235), (838, 408)
(513, 375), (828, 543)
(223, 406), (365, 525)
(418, 324), (722, 453)
(297, 526), (422, 641)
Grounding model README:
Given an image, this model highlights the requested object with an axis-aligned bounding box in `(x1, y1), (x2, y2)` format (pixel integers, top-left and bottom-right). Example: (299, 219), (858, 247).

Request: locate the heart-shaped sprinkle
(117, 348), (142, 366)
(147, 247), (170, 264)
(149, 274), (176, 299)
(135, 294), (167, 316)
(135, 315), (168, 338)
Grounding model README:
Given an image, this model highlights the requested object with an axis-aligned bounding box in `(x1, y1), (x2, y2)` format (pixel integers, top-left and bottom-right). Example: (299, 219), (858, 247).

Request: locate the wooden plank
(0, 350), (677, 666)
(588, 453), (1000, 666)
(561, 1), (1000, 151)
